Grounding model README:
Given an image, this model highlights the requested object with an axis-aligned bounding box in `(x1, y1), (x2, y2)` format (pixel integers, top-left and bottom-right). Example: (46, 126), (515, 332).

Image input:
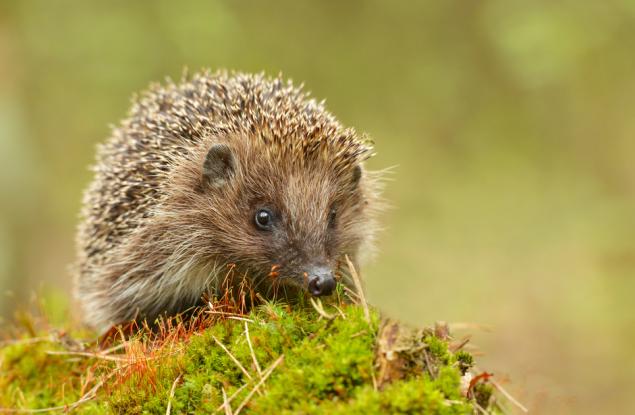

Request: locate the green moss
(455, 350), (474, 374)
(0, 341), (94, 410)
(473, 382), (494, 409)
(0, 304), (496, 414)
(425, 334), (451, 364)
(310, 373), (471, 415)
(248, 307), (378, 413)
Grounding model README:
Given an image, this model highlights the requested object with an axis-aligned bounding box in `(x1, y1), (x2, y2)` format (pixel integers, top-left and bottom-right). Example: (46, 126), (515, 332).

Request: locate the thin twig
(244, 322), (262, 377)
(234, 355), (284, 415)
(345, 255), (370, 323)
(165, 373), (182, 415)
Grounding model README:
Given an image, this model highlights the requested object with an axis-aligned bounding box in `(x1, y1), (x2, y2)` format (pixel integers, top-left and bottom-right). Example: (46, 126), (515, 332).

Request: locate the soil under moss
(0, 302), (499, 414)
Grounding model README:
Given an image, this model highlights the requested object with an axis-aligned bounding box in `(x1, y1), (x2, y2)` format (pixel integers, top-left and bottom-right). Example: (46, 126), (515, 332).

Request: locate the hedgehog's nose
(307, 266), (336, 297)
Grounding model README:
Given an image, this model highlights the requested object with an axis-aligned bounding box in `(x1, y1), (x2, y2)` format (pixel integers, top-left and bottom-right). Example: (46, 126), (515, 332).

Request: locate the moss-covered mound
(0, 303), (499, 414)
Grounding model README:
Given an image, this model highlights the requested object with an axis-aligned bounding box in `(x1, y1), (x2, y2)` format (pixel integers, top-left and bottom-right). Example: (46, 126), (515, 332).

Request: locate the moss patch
(0, 303), (499, 414)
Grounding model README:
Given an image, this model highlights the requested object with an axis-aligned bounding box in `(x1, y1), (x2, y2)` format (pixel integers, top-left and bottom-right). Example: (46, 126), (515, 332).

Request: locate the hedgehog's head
(192, 131), (377, 299)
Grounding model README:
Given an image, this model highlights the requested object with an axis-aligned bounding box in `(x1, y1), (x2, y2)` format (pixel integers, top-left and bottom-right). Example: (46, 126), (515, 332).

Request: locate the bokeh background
(1, 1), (634, 413)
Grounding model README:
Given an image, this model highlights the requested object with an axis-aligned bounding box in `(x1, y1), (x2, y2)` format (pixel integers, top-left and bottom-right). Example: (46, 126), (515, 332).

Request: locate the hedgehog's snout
(306, 265), (336, 297)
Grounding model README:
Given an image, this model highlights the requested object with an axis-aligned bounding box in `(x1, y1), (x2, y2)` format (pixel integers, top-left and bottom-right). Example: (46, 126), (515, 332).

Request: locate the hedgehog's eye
(254, 209), (274, 231)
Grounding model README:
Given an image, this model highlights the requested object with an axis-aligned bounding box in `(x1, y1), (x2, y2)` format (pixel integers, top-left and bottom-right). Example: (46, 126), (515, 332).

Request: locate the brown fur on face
(75, 71), (383, 331)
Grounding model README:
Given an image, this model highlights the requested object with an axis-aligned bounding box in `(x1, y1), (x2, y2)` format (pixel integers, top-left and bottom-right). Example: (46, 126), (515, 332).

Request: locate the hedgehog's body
(76, 71), (381, 331)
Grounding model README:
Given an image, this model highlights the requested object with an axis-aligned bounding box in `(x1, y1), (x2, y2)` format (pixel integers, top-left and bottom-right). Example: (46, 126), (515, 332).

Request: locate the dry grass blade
(206, 302), (254, 322)
(78, 366), (95, 397)
(473, 402), (490, 414)
(491, 380), (528, 413)
(370, 367), (378, 392)
(234, 355), (284, 415)
(244, 322), (262, 377)
(206, 310), (254, 323)
(309, 298), (335, 320)
(345, 255), (370, 323)
(449, 336), (471, 352)
(215, 382), (249, 413)
(0, 337), (50, 347)
(350, 330), (367, 339)
(332, 304), (346, 319)
(211, 335), (253, 381)
(221, 387), (233, 415)
(342, 285), (361, 300)
(45, 350), (130, 362)
(98, 343), (127, 354)
(45, 346), (184, 363)
(165, 373), (182, 415)
(227, 316), (254, 323)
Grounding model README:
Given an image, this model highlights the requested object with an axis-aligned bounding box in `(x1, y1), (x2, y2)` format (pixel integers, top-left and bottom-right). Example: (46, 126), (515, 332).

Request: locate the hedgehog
(75, 70), (382, 331)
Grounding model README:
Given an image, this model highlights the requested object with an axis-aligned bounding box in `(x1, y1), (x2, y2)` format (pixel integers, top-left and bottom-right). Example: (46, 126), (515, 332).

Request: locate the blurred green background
(1, 0), (634, 413)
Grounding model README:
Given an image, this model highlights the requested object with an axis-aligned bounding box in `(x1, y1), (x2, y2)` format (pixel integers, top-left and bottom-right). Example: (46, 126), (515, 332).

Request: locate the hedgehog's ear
(203, 144), (235, 188)
(350, 165), (362, 190)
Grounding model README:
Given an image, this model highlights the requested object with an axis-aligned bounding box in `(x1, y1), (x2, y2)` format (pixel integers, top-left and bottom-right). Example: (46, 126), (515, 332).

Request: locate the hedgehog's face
(201, 142), (369, 298)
